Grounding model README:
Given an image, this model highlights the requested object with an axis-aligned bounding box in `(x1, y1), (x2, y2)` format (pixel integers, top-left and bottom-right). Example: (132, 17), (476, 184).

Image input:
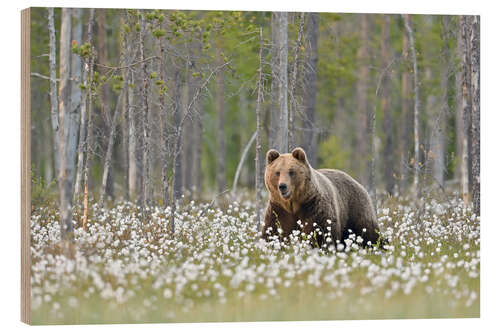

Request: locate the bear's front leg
(299, 207), (341, 248)
(261, 203), (278, 240)
(261, 202), (297, 241)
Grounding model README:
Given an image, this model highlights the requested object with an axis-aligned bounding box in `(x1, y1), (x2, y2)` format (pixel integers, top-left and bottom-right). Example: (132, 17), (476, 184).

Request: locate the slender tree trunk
(169, 126), (182, 234)
(238, 92), (252, 186)
(278, 12), (289, 153)
(232, 132), (257, 194)
(172, 68), (183, 200)
(423, 67), (437, 190)
(139, 12), (152, 207)
(62, 8), (82, 198)
(190, 32), (203, 199)
(123, 79), (130, 201)
(192, 111), (203, 198)
(402, 14), (421, 196)
(160, 95), (169, 207)
(82, 47), (96, 231)
(74, 9), (95, 199)
(156, 33), (170, 207)
(455, 26), (464, 182)
(57, 8), (75, 241)
(432, 16), (450, 188)
(399, 25), (412, 192)
(48, 8), (60, 180)
(303, 13), (319, 167)
(269, 12), (280, 151)
(356, 14), (370, 185)
(459, 15), (471, 204)
(183, 63), (194, 196)
(96, 9), (115, 199)
(216, 43), (227, 194)
(470, 16), (480, 215)
(126, 70), (138, 199)
(381, 15), (394, 196)
(289, 13), (304, 151)
(121, 14), (130, 202)
(255, 27), (264, 229)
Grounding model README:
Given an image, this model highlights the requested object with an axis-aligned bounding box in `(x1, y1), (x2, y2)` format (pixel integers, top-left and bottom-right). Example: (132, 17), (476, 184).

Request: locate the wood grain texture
(21, 7), (31, 325)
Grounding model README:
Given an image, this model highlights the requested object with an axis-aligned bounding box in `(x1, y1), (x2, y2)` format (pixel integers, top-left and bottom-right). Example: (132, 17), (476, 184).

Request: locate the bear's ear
(292, 147), (308, 164)
(266, 149), (280, 165)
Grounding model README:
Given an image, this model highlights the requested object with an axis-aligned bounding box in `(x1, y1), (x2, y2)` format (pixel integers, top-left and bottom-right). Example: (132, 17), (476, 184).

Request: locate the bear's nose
(279, 183), (288, 192)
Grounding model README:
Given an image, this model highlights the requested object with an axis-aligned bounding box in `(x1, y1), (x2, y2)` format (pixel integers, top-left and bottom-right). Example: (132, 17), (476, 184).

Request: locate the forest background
(29, 8), (479, 238)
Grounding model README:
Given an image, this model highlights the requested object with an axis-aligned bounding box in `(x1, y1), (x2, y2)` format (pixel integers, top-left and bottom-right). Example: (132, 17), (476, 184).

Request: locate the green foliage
(318, 135), (350, 170)
(111, 75), (124, 92)
(152, 28), (166, 38)
(31, 169), (57, 209)
(72, 41), (92, 58)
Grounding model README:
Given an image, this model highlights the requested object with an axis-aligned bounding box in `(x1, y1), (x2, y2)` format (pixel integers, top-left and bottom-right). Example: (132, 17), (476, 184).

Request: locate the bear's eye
(275, 171), (280, 176)
(289, 170), (295, 176)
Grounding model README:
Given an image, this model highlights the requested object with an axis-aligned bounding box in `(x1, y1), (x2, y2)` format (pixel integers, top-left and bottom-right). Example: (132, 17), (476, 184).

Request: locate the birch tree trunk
(255, 27), (264, 229)
(96, 9), (115, 200)
(356, 14), (370, 185)
(381, 15), (395, 196)
(139, 12), (153, 207)
(57, 8), (75, 241)
(172, 68), (183, 200)
(399, 25), (412, 192)
(232, 131), (257, 194)
(423, 67), (437, 191)
(470, 16), (480, 215)
(192, 110), (203, 198)
(156, 33), (170, 207)
(128, 71), (138, 199)
(269, 12), (280, 151)
(459, 15), (471, 204)
(288, 13), (304, 151)
(47, 8), (59, 179)
(81, 48), (96, 231)
(455, 26), (463, 182)
(277, 12), (289, 153)
(122, 17), (131, 203)
(303, 13), (319, 167)
(402, 14), (421, 196)
(216, 43), (227, 194)
(183, 63), (194, 196)
(74, 9), (95, 198)
(123, 76), (130, 202)
(432, 16), (450, 187)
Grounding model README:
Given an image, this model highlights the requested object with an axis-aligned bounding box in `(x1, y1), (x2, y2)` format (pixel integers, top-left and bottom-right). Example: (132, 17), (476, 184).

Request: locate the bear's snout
(279, 183), (291, 198)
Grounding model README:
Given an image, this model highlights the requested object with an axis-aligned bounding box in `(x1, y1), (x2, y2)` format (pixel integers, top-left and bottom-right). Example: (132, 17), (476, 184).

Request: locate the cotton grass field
(30, 193), (480, 324)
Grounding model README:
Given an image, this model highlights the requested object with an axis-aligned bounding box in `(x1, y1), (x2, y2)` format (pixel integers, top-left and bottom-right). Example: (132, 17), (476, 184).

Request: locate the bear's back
(316, 168), (365, 199)
(317, 168), (376, 218)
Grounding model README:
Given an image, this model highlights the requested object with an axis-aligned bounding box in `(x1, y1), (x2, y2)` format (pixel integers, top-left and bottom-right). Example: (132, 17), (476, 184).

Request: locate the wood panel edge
(21, 7), (31, 325)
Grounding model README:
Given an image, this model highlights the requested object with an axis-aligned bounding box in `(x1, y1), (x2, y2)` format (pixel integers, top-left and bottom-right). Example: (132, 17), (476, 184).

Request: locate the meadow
(30, 192), (480, 324)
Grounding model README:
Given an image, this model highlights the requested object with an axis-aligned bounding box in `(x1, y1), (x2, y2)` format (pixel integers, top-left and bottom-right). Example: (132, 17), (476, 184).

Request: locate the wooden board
(21, 7), (31, 325)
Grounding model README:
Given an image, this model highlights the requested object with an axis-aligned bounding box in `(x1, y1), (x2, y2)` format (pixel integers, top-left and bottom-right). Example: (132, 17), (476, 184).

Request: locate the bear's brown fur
(261, 147), (383, 248)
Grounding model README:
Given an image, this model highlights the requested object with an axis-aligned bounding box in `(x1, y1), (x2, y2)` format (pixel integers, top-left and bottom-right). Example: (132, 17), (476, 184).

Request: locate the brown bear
(261, 147), (383, 248)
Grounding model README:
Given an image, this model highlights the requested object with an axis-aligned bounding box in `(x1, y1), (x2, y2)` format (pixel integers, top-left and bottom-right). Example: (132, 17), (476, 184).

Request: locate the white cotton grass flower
(29, 194), (479, 321)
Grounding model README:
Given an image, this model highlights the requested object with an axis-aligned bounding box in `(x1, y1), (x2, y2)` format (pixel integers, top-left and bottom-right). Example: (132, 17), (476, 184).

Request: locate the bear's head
(265, 147), (311, 204)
